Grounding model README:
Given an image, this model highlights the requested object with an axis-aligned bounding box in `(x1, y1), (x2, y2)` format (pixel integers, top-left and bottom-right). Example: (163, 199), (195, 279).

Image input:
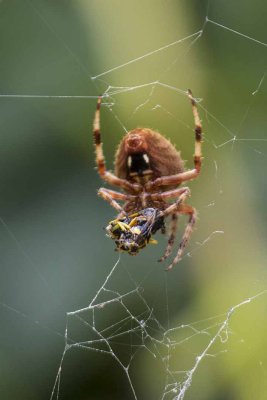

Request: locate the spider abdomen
(114, 128), (184, 187)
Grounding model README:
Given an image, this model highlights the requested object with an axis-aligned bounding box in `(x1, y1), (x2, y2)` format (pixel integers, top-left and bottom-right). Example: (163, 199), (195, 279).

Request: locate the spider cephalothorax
(93, 90), (202, 270)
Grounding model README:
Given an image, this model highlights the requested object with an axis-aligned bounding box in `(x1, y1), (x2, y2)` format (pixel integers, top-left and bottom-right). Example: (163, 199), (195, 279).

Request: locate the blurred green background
(1, 0), (267, 399)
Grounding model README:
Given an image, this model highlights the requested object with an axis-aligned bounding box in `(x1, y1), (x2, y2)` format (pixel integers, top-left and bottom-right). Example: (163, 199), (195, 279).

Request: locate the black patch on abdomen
(128, 153), (149, 176)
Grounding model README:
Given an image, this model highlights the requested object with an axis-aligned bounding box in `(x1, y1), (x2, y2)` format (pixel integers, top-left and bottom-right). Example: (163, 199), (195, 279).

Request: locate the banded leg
(166, 204), (197, 271)
(159, 213), (178, 262)
(145, 89), (202, 191)
(158, 189), (196, 270)
(188, 89), (202, 173)
(93, 97), (141, 193)
(98, 188), (135, 214)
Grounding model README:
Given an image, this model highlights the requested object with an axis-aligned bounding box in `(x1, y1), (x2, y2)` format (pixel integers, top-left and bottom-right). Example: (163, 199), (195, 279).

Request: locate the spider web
(1, 1), (267, 399)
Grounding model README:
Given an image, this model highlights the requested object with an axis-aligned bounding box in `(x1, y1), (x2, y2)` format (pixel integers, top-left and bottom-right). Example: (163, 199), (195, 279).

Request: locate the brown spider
(92, 90), (202, 270)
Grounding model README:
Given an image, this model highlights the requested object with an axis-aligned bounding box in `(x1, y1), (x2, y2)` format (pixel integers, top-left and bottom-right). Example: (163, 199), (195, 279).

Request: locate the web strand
(91, 31), (203, 80)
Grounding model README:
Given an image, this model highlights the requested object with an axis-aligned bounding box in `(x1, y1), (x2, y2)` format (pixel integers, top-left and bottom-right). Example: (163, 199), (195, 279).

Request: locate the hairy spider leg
(188, 89), (202, 173)
(167, 204), (197, 270)
(147, 187), (192, 264)
(98, 188), (136, 214)
(159, 189), (197, 270)
(145, 89), (203, 191)
(159, 213), (179, 262)
(149, 187), (190, 201)
(93, 96), (141, 193)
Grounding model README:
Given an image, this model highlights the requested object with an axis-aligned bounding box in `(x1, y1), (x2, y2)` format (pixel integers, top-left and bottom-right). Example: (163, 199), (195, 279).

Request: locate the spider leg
(93, 97), (141, 193)
(98, 188), (136, 214)
(145, 89), (202, 191)
(166, 204), (197, 270)
(159, 188), (191, 217)
(158, 213), (178, 262)
(158, 189), (196, 270)
(149, 187), (190, 201)
(188, 89), (202, 174)
(145, 170), (199, 190)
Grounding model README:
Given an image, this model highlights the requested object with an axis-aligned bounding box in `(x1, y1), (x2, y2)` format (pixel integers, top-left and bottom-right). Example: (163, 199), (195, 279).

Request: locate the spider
(92, 90), (202, 270)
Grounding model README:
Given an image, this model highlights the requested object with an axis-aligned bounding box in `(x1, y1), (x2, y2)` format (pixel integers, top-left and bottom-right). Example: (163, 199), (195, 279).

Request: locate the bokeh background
(1, 0), (267, 399)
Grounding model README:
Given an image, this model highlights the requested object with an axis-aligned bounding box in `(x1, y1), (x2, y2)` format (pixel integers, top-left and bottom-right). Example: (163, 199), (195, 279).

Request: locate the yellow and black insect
(106, 208), (165, 255)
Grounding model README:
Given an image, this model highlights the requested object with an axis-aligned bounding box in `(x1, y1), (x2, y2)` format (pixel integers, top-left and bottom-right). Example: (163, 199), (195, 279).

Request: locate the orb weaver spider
(92, 90), (202, 270)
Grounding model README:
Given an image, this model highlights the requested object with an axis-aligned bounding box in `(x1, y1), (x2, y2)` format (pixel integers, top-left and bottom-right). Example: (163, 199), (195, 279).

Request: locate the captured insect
(93, 90), (202, 270)
(105, 208), (165, 255)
